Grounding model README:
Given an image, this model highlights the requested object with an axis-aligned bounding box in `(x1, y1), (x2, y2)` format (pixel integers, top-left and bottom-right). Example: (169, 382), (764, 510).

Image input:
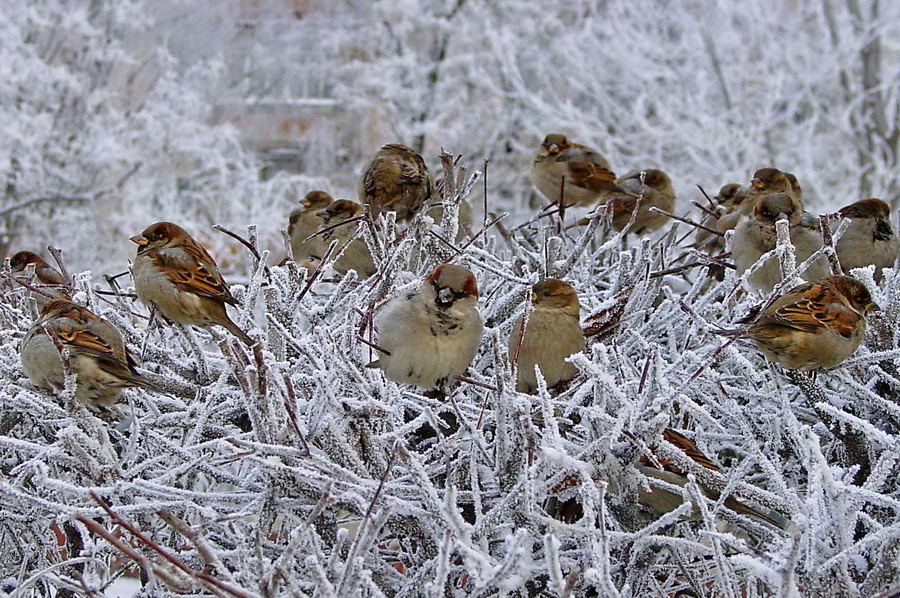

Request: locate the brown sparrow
(359, 144), (433, 221)
(733, 275), (878, 370)
(376, 264), (483, 391)
(9, 251), (70, 305)
(20, 299), (159, 408)
(603, 169), (677, 233)
(732, 192), (829, 292)
(288, 190), (333, 263)
(636, 429), (789, 529)
(509, 279), (585, 393)
(835, 198), (899, 280)
(531, 133), (627, 207)
(130, 222), (254, 345)
(316, 200), (376, 279)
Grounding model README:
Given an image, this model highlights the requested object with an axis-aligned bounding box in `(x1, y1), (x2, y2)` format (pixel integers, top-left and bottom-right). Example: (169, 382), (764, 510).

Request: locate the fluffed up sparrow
(316, 199), (376, 279)
(288, 190), (334, 263)
(731, 275), (878, 370)
(376, 264), (483, 391)
(835, 198), (899, 281)
(9, 251), (70, 305)
(20, 299), (159, 408)
(531, 133), (628, 207)
(732, 192), (829, 292)
(634, 428), (789, 529)
(603, 168), (677, 233)
(130, 222), (254, 345)
(359, 144), (433, 221)
(509, 279), (585, 393)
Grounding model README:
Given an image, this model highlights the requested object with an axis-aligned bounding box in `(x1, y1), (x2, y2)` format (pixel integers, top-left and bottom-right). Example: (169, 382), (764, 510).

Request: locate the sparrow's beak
(532, 292), (538, 304)
(751, 178), (763, 189)
(869, 302), (882, 313)
(777, 212), (789, 221)
(437, 287), (455, 305)
(316, 209), (331, 221)
(130, 235), (148, 246)
(548, 143), (560, 153)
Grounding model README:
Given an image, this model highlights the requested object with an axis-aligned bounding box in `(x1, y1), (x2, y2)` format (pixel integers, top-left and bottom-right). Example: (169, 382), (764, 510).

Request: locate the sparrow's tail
(724, 496), (793, 531)
(711, 326), (745, 338)
(222, 315), (255, 346)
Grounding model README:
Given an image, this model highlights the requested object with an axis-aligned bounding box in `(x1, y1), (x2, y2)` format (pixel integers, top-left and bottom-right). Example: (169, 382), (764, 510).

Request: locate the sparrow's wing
(605, 194), (642, 220)
(49, 310), (138, 379)
(558, 148), (618, 193)
(36, 266), (66, 285)
(154, 245), (237, 305)
(287, 208), (304, 237)
(753, 282), (860, 338)
(640, 428), (721, 474)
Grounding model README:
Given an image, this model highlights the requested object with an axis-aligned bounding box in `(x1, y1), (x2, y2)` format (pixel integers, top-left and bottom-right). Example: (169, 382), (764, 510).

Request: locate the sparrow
(732, 275), (878, 370)
(835, 198), (899, 280)
(130, 222), (254, 345)
(509, 279), (585, 393)
(716, 167), (799, 236)
(288, 190), (333, 263)
(635, 428), (789, 529)
(716, 183), (746, 208)
(732, 192), (829, 292)
(603, 169), (677, 233)
(316, 200), (376, 278)
(694, 183), (745, 253)
(531, 133), (628, 207)
(20, 299), (159, 408)
(9, 251), (70, 305)
(375, 264), (483, 391)
(549, 427), (790, 529)
(425, 196), (474, 243)
(359, 144), (433, 221)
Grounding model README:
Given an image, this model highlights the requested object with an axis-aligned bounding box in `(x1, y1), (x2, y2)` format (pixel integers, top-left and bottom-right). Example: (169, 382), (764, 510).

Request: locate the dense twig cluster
(1, 155), (900, 598)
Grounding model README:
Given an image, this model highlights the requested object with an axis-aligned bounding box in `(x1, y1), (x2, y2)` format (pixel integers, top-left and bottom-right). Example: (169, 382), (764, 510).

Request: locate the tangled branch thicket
(2, 157), (900, 598)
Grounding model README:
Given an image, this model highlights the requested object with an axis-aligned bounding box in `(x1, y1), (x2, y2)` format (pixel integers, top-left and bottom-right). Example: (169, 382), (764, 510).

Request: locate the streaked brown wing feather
(757, 283), (859, 337)
(565, 160), (617, 192)
(640, 429), (721, 474)
(154, 245), (235, 305)
(55, 320), (114, 358)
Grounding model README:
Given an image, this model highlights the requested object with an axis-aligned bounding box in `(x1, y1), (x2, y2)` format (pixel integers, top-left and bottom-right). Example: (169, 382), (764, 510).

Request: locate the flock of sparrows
(6, 134), (896, 530)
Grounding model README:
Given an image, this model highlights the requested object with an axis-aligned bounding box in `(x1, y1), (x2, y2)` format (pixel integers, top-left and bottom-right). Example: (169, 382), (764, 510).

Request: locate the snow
(2, 0), (900, 596)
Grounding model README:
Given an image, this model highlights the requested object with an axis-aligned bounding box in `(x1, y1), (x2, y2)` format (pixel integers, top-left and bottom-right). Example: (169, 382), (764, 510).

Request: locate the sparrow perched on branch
(359, 144), (433, 221)
(509, 279), (585, 394)
(9, 251), (70, 305)
(732, 192), (828, 292)
(316, 199), (376, 279)
(130, 222), (254, 345)
(835, 198), (899, 281)
(635, 428), (790, 529)
(375, 264), (483, 391)
(288, 190), (333, 263)
(531, 133), (627, 207)
(603, 169), (677, 233)
(549, 427), (790, 529)
(20, 299), (159, 408)
(731, 275), (878, 370)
